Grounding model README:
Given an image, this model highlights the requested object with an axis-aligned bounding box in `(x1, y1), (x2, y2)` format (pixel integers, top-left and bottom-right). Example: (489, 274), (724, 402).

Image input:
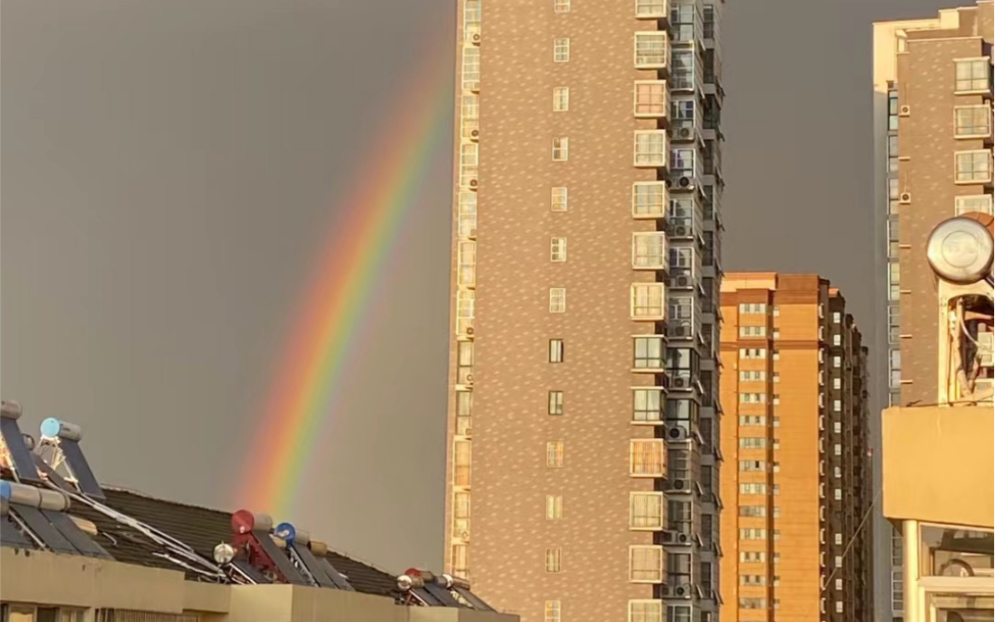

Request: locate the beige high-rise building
(442, 1), (726, 621)
(718, 273), (873, 622)
(873, 4), (994, 622)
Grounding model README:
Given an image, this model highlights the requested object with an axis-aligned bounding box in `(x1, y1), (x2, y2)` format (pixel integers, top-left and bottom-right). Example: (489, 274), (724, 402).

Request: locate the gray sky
(0, 0), (961, 572)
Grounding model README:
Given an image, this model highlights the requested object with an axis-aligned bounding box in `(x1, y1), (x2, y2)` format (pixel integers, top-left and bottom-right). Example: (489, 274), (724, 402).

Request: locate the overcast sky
(0, 0), (962, 572)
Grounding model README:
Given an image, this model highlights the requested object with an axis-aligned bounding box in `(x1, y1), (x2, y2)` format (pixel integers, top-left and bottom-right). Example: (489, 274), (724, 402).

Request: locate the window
(955, 58), (990, 92)
(671, 49), (695, 89)
(451, 543), (469, 579)
(634, 81), (668, 117)
(461, 47), (480, 91)
(461, 94), (479, 139)
(552, 137), (570, 161)
(553, 87), (570, 112)
(836, 602), (844, 614)
(772, 371), (780, 383)
(633, 336), (664, 369)
(457, 241), (476, 287)
(773, 484), (780, 495)
(740, 482), (767, 495)
(453, 490), (471, 536)
(739, 460), (765, 472)
(453, 440), (471, 486)
(549, 287), (566, 313)
(740, 551), (766, 562)
(550, 237), (568, 262)
(548, 339), (565, 364)
(740, 505), (767, 517)
(833, 421), (842, 434)
(773, 506), (781, 518)
(834, 443), (842, 456)
(545, 495), (563, 519)
(634, 32), (668, 68)
(551, 187), (568, 212)
(739, 438), (767, 449)
(630, 439), (665, 476)
(739, 348), (766, 359)
(955, 105), (991, 137)
(772, 415), (780, 427)
(739, 325), (767, 338)
(833, 334), (842, 346)
(630, 492), (664, 529)
(740, 574), (767, 586)
(955, 150), (992, 183)
(833, 399), (842, 412)
(739, 370), (766, 381)
(631, 283), (665, 319)
(629, 545), (664, 582)
(670, 3), (697, 42)
(459, 143), (479, 187)
(548, 391), (564, 415)
(739, 415), (766, 425)
(455, 391), (472, 435)
(833, 377), (842, 390)
(546, 441), (564, 467)
(632, 181), (667, 217)
(634, 131), (667, 166)
(833, 355), (841, 368)
(835, 533), (843, 546)
(739, 528), (767, 541)
(836, 578), (843, 590)
(834, 488), (842, 501)
(456, 341), (474, 383)
(739, 303), (767, 314)
(553, 38), (571, 62)
(835, 555), (843, 567)
(545, 547), (562, 572)
(772, 461), (780, 473)
(632, 232), (667, 269)
(739, 392), (766, 404)
(635, 0), (667, 18)
(545, 601), (562, 622)
(458, 192), (477, 238)
(553, 0), (570, 13)
(629, 600), (663, 622)
(633, 388), (663, 423)
(956, 194), (994, 215)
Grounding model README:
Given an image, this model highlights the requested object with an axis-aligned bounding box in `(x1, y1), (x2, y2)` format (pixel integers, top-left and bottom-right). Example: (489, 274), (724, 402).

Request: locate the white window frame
(458, 192), (477, 238)
(955, 150), (993, 184)
(456, 289), (475, 335)
(553, 86), (570, 112)
(553, 0), (571, 13)
(457, 240), (477, 287)
(551, 186), (569, 212)
(631, 283), (666, 320)
(629, 491), (664, 530)
(549, 339), (564, 363)
(634, 32), (669, 68)
(546, 441), (564, 467)
(459, 143), (479, 188)
(632, 181), (667, 218)
(628, 545), (664, 582)
(954, 57), (991, 93)
(633, 130), (668, 167)
(633, 335), (665, 370)
(628, 599), (663, 622)
(461, 47), (480, 92)
(955, 194), (993, 215)
(634, 80), (668, 118)
(954, 104), (992, 138)
(545, 600), (562, 622)
(552, 137), (570, 161)
(551, 237), (568, 262)
(635, 0), (668, 19)
(546, 495), (563, 519)
(632, 232), (667, 269)
(632, 387), (663, 423)
(545, 547), (562, 572)
(549, 287), (567, 313)
(553, 38), (571, 63)
(629, 439), (665, 477)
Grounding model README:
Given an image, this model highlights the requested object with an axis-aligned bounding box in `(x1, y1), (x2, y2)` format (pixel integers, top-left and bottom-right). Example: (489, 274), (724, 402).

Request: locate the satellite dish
(926, 217), (994, 283)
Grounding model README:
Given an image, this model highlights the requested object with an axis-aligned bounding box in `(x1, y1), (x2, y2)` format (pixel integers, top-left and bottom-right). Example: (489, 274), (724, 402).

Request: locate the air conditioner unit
(465, 374), (475, 384)
(977, 331), (993, 367)
(673, 275), (691, 288)
(672, 376), (690, 389)
(469, 129), (480, 141)
(899, 192), (912, 204)
(459, 530), (471, 540)
(675, 583), (693, 599)
(469, 179), (479, 190)
(676, 531), (692, 545)
(668, 426), (691, 441)
(466, 326), (475, 336)
(659, 584), (673, 597)
(660, 530), (679, 544)
(679, 176), (692, 188)
(664, 178), (673, 189)
(680, 127), (692, 138)
(468, 227), (478, 239)
(670, 324), (690, 338)
(672, 224), (690, 237)
(471, 33), (482, 45)
(670, 478), (691, 493)
(899, 104), (911, 116)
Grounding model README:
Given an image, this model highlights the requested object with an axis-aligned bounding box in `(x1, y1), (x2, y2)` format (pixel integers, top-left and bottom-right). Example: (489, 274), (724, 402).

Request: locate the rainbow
(236, 49), (454, 516)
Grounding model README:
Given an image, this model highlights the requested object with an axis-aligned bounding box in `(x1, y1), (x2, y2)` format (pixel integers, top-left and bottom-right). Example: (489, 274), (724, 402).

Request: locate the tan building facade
(719, 273), (873, 622)
(442, 1), (726, 621)
(874, 4), (994, 622)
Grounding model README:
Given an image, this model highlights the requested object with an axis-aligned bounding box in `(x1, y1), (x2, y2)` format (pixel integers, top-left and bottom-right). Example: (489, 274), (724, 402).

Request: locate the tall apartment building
(873, 4), (994, 621)
(874, 5), (994, 622)
(443, 2), (726, 621)
(718, 274), (873, 622)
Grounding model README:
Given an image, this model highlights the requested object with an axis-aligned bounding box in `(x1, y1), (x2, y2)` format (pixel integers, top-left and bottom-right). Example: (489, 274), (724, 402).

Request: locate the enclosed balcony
(668, 194), (703, 240)
(670, 97), (702, 143)
(669, 245), (702, 290)
(667, 293), (702, 343)
(668, 147), (703, 191)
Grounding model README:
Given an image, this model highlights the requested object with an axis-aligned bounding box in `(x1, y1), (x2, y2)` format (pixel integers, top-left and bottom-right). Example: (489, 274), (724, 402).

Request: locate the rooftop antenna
(35, 418), (104, 499)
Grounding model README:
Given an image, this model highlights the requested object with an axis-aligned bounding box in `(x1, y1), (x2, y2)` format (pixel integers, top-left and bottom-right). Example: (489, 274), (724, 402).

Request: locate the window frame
(632, 232), (667, 269)
(552, 137), (570, 161)
(553, 38), (571, 63)
(954, 104), (992, 138)
(954, 149), (993, 184)
(633, 130), (668, 167)
(633, 80), (669, 118)
(954, 57), (991, 93)
(549, 287), (567, 313)
(553, 86), (570, 112)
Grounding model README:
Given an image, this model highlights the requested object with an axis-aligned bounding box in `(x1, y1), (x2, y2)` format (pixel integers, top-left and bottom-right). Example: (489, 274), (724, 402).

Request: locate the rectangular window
(549, 339), (564, 363)
(739, 528), (767, 540)
(553, 38), (571, 62)
(545, 601), (561, 622)
(739, 438), (767, 449)
(456, 341), (474, 384)
(553, 0), (570, 13)
(955, 194), (994, 215)
(453, 490), (471, 536)
(551, 186), (568, 212)
(634, 130), (668, 167)
(739, 303), (767, 314)
(630, 439), (665, 476)
(545, 547), (562, 572)
(738, 392), (766, 404)
(459, 143), (479, 188)
(834, 488), (842, 501)
(739, 325), (767, 338)
(739, 460), (765, 472)
(628, 600), (663, 622)
(455, 391), (472, 436)
(739, 415), (766, 426)
(553, 87), (570, 112)
(632, 388), (663, 423)
(955, 58), (991, 92)
(634, 80), (668, 117)
(451, 543), (469, 579)
(458, 192), (477, 238)
(548, 391), (564, 416)
(461, 47), (480, 92)
(632, 181), (667, 217)
(835, 533), (843, 546)
(671, 49), (695, 89)
(739, 370), (766, 381)
(633, 336), (664, 369)
(546, 495), (563, 520)
(739, 505), (767, 517)
(549, 287), (566, 313)
(457, 241), (476, 287)
(550, 237), (567, 262)
(631, 283), (665, 319)
(453, 440), (471, 486)
(739, 598), (767, 610)
(630, 492), (664, 530)
(740, 482), (767, 495)
(632, 232), (667, 269)
(461, 94), (479, 139)
(740, 574), (767, 586)
(833, 334), (842, 346)
(634, 32), (668, 68)
(629, 545), (664, 582)
(546, 441), (564, 467)
(552, 137), (570, 161)
(740, 551), (766, 562)
(955, 150), (993, 183)
(739, 348), (767, 359)
(955, 104), (992, 137)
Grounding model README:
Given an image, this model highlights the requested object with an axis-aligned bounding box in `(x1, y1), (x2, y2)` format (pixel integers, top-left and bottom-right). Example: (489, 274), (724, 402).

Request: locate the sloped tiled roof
(81, 487), (400, 598)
